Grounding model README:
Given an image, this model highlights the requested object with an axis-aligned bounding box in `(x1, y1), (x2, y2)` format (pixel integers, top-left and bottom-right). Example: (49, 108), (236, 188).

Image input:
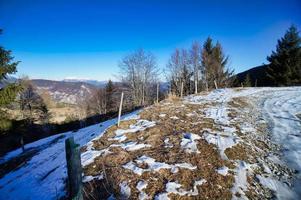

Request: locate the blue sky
(0, 0), (300, 81)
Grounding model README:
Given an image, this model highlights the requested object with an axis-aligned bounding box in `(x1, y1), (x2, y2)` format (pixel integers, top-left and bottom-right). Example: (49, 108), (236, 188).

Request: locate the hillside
(32, 79), (99, 104)
(0, 87), (301, 199)
(235, 65), (271, 86)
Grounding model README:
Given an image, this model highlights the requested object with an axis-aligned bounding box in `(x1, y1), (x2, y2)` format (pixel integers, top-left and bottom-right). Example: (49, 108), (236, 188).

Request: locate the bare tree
(190, 42), (202, 93)
(166, 48), (193, 96)
(19, 78), (50, 125)
(118, 49), (159, 106)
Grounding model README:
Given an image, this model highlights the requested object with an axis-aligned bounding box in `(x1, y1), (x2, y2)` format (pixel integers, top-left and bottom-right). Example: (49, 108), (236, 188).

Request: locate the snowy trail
(261, 88), (301, 197)
(0, 111), (139, 200)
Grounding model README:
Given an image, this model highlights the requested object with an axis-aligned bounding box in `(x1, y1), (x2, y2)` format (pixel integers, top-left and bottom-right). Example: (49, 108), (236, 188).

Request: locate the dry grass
(82, 99), (236, 199)
(82, 93), (278, 199)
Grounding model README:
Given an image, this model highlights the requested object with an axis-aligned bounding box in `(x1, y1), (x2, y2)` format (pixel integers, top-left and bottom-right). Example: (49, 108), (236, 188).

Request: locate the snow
(136, 180), (149, 200)
(123, 155), (197, 176)
(260, 87), (301, 197)
(203, 132), (236, 159)
(180, 132), (201, 153)
(110, 141), (151, 151)
(82, 173), (104, 183)
(231, 161), (250, 199)
(155, 179), (207, 199)
(256, 175), (294, 199)
(187, 87), (301, 198)
(0, 110), (140, 200)
(164, 138), (173, 148)
(110, 119), (156, 142)
(119, 181), (131, 199)
(217, 166), (229, 176)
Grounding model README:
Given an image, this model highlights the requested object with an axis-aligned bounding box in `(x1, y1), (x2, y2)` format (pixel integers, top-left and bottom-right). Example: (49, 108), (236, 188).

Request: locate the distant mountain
(32, 79), (98, 104)
(62, 78), (107, 88)
(235, 65), (272, 86)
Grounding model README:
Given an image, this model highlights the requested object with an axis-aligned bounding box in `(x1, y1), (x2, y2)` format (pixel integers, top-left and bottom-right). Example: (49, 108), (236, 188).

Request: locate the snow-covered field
(0, 111), (139, 200)
(1, 87), (301, 200)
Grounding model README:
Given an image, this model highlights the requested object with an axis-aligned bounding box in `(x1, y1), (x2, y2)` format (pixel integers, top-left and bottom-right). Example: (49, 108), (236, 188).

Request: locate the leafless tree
(165, 48), (193, 96)
(118, 49), (159, 106)
(189, 42), (202, 93)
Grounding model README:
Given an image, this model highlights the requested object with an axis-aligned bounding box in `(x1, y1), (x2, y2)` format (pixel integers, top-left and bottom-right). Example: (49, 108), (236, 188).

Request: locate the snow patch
(119, 181), (131, 199)
(123, 155), (197, 176)
(203, 132), (237, 159)
(155, 179), (207, 199)
(216, 166), (229, 176)
(180, 133), (201, 153)
(136, 180), (149, 200)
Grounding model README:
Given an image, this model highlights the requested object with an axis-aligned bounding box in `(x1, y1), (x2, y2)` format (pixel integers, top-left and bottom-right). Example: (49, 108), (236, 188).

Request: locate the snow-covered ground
(0, 111), (139, 200)
(1, 87), (301, 200)
(261, 88), (301, 197)
(186, 87), (301, 199)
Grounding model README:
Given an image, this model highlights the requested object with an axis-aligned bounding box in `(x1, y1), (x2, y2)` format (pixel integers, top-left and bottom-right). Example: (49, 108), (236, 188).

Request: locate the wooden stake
(156, 83), (159, 104)
(65, 137), (83, 200)
(117, 92), (124, 127)
(20, 136), (25, 152)
(180, 82), (184, 98)
(214, 80), (218, 89)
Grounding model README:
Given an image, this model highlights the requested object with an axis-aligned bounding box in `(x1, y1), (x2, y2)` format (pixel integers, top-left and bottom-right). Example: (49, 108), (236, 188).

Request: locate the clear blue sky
(0, 0), (300, 81)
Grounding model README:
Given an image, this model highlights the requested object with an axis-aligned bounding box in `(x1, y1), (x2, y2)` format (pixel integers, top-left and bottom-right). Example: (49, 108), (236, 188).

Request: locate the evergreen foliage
(267, 25), (301, 86)
(105, 80), (116, 112)
(202, 37), (234, 89)
(0, 29), (21, 131)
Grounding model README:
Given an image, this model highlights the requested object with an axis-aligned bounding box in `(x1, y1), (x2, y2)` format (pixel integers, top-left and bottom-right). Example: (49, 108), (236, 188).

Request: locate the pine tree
(105, 80), (115, 112)
(267, 25), (301, 86)
(202, 37), (233, 89)
(0, 29), (20, 131)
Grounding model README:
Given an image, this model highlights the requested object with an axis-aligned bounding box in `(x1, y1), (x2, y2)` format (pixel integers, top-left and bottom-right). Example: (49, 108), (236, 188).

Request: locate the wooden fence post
(20, 135), (25, 152)
(180, 82), (184, 98)
(117, 92), (124, 127)
(156, 83), (159, 104)
(65, 137), (83, 200)
(214, 80), (218, 89)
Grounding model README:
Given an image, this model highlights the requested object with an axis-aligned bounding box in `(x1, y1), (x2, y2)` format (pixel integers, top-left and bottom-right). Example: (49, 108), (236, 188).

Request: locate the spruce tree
(267, 25), (301, 86)
(202, 37), (233, 89)
(105, 80), (115, 112)
(0, 29), (20, 131)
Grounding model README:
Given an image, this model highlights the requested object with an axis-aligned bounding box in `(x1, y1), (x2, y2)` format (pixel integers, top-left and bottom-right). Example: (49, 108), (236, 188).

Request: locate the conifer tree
(267, 25), (301, 86)
(201, 37), (233, 89)
(105, 80), (116, 112)
(0, 29), (20, 131)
